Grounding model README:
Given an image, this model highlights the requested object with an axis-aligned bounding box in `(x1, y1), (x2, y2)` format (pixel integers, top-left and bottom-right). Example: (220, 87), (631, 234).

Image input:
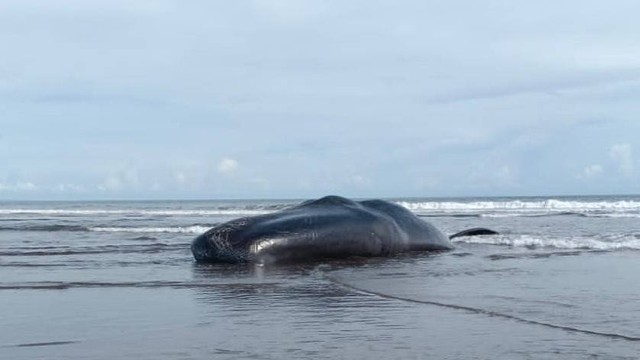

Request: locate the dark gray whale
(191, 195), (493, 263)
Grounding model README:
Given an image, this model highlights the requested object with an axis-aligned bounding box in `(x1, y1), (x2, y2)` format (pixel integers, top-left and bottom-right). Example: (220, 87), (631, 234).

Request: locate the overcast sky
(1, 0), (640, 200)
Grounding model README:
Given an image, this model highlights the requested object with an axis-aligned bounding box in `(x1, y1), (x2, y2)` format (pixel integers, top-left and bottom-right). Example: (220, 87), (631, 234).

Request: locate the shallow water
(2, 196), (640, 359)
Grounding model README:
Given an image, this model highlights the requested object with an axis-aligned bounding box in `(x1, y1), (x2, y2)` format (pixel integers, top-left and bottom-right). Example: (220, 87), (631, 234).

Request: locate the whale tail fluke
(449, 227), (499, 240)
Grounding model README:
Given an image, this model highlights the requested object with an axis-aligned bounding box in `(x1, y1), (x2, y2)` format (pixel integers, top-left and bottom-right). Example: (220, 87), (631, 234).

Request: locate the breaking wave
(90, 226), (209, 234)
(453, 234), (640, 250)
(0, 224), (210, 234)
(0, 209), (274, 216)
(4, 198), (640, 218)
(397, 198), (640, 217)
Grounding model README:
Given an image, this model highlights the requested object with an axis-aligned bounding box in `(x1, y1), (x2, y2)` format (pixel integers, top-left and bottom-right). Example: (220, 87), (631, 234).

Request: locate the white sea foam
(2, 198), (640, 217)
(453, 234), (640, 250)
(397, 199), (640, 216)
(89, 226), (210, 234)
(0, 209), (273, 216)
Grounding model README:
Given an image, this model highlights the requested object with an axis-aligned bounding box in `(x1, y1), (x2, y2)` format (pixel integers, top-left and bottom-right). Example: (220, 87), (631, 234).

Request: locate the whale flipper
(449, 227), (499, 240)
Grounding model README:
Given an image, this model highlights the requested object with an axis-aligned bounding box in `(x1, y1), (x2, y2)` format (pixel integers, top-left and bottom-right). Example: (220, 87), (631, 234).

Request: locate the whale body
(191, 195), (465, 263)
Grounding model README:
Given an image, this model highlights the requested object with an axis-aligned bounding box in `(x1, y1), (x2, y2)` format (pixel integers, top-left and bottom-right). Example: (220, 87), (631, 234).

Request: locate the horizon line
(1, 192), (639, 203)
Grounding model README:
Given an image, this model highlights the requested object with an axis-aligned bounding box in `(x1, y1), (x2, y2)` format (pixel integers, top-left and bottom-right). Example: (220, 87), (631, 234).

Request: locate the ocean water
(1, 195), (640, 359)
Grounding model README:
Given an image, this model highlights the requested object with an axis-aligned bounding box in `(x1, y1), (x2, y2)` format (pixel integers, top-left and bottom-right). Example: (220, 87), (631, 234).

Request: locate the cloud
(467, 164), (519, 190)
(98, 167), (140, 192)
(252, 0), (325, 23)
(249, 177), (270, 190)
(582, 164), (603, 178)
(217, 158), (239, 174)
(56, 183), (85, 192)
(426, 69), (640, 104)
(609, 144), (634, 175)
(0, 181), (37, 192)
(2, 1), (640, 199)
(174, 171), (188, 185)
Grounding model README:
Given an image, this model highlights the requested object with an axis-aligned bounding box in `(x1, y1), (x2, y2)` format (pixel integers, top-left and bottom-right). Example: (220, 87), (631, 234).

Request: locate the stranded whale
(191, 195), (495, 263)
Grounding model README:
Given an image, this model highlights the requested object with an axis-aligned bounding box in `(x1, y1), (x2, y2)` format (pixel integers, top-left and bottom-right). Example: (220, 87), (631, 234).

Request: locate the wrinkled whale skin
(191, 195), (454, 263)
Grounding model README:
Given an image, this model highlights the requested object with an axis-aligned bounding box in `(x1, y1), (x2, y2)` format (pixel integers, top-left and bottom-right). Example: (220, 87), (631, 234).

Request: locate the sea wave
(89, 226), (210, 234)
(397, 199), (640, 217)
(0, 242), (188, 257)
(0, 225), (90, 232)
(453, 234), (640, 250)
(0, 209), (274, 216)
(0, 224), (211, 234)
(0, 280), (282, 290)
(3, 199), (640, 218)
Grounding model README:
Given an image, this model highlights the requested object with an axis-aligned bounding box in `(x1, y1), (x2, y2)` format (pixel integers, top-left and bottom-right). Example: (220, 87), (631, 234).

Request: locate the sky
(1, 0), (640, 200)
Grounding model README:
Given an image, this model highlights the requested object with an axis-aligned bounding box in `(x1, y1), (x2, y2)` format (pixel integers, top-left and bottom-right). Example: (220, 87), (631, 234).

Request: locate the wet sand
(3, 250), (640, 360)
